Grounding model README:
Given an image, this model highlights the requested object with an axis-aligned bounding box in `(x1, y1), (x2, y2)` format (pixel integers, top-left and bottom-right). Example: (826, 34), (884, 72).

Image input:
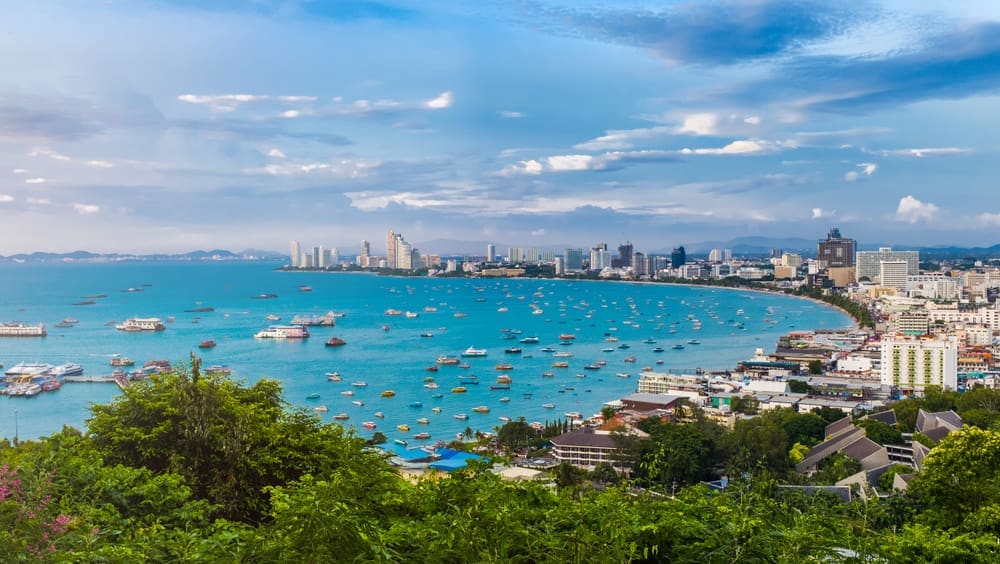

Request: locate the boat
(397, 424), (411, 432)
(144, 359), (172, 372)
(352, 381), (368, 387)
(436, 355), (461, 365)
(265, 314), (281, 321)
(687, 339), (701, 345)
(204, 365), (231, 376)
(254, 325), (310, 339)
(48, 363), (83, 377)
(362, 421), (376, 429)
(499, 396), (510, 403)
(616, 372), (630, 378)
(541, 371), (555, 378)
(458, 374), (479, 383)
(459, 363), (471, 369)
(325, 337), (346, 347)
(553, 351), (573, 358)
(315, 405), (329, 413)
(375, 411), (385, 418)
(306, 393), (320, 400)
(451, 386), (468, 393)
(405, 311), (419, 318)
(454, 413), (468, 420)
(394, 439), (408, 446)
(334, 413), (349, 420)
(552, 362), (569, 368)
(383, 324), (391, 331)
(424, 382), (439, 389)
(583, 364), (601, 370)
(423, 306), (438, 313)
(431, 406), (442, 413)
(198, 340), (216, 349)
(519, 336), (540, 344)
(352, 400), (365, 407)
(326, 372), (341, 381)
(41, 379), (62, 392)
(420, 332), (434, 338)
(558, 334), (575, 340)
(496, 374), (512, 384)
(540, 347), (555, 353)
(472, 406), (490, 413)
(499, 416), (511, 423)
(503, 347), (522, 354)
(601, 347), (614, 353)
(413, 432), (430, 440)
(494, 363), (514, 370)
(115, 318), (165, 332)
(381, 390), (396, 397)
(461, 346), (487, 357)
(252, 293), (278, 299)
(623, 356), (637, 363)
(425, 365), (439, 372)
(417, 417), (430, 425)
(672, 344), (685, 350)
(497, 307), (509, 313)
(385, 309), (403, 316)
(409, 401), (423, 408)
(618, 343), (631, 349)
(564, 411), (582, 419)
(341, 390), (355, 397)
(652, 347), (664, 352)
(453, 312), (467, 318)
(298, 285), (312, 292)
(542, 403), (555, 409)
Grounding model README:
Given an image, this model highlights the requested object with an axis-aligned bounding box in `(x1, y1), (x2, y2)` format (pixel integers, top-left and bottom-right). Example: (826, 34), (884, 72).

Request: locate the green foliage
(787, 379), (810, 393)
(810, 406), (848, 424)
(807, 359), (824, 374)
(637, 420), (723, 488)
(496, 418), (537, 451)
(856, 418), (905, 445)
(812, 452), (862, 485)
(877, 464), (913, 492)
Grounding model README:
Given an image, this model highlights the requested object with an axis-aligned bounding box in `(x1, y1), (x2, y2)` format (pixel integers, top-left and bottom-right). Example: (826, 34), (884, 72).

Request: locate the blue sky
(1, 0), (999, 254)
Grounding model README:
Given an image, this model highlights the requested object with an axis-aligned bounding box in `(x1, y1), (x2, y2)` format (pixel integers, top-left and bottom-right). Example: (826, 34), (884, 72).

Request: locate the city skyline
(2, 1), (999, 253)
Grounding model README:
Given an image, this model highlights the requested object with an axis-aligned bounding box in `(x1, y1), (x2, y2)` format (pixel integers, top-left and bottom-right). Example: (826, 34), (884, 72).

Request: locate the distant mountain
(0, 249), (282, 263)
(413, 239), (574, 256)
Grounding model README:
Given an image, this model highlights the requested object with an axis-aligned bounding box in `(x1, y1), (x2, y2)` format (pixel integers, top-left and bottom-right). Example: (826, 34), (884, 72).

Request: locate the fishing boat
(416, 417), (430, 425)
(334, 413), (349, 420)
(362, 421), (376, 430)
(381, 390), (396, 397)
(397, 424), (410, 432)
(325, 337), (346, 347)
(198, 339), (216, 349)
(413, 432), (430, 440)
(451, 386), (468, 393)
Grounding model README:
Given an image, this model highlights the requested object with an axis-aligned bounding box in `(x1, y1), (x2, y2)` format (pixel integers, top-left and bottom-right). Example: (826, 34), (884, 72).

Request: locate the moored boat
(471, 405), (490, 413)
(198, 339), (216, 349)
(451, 386), (468, 393)
(381, 390), (396, 397)
(461, 346), (487, 357)
(116, 318), (165, 332)
(325, 337), (346, 347)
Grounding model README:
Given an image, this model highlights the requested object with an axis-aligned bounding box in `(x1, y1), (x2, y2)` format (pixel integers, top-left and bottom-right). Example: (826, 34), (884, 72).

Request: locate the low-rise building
(550, 427), (649, 471)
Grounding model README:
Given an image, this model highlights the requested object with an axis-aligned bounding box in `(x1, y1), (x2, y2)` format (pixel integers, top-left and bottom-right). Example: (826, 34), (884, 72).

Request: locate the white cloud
(25, 177), (46, 184)
(177, 94), (317, 112)
(530, 228), (546, 236)
(680, 139), (784, 155)
(29, 147), (70, 161)
(676, 113), (718, 135)
(12, 168), (28, 174)
(574, 125), (672, 151)
(280, 110), (301, 118)
(743, 116), (761, 125)
(0, 194), (13, 202)
(267, 148), (287, 159)
(978, 213), (1000, 227)
(811, 207), (835, 219)
(844, 162), (878, 182)
(26, 197), (50, 205)
(500, 159), (544, 176)
(245, 158), (380, 178)
(871, 147), (969, 158)
(895, 195), (939, 223)
(499, 110), (524, 119)
(424, 91), (453, 109)
(87, 160), (114, 168)
(72, 203), (100, 214)
(546, 154), (595, 172)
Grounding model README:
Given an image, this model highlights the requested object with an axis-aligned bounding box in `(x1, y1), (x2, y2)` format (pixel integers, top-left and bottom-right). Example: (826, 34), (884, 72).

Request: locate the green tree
(497, 419), (536, 452)
(810, 406), (848, 425)
(856, 419), (904, 445)
(807, 360), (824, 374)
(788, 379), (810, 393)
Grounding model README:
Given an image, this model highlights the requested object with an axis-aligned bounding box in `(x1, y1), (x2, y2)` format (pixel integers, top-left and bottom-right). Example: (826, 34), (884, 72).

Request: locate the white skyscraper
(880, 335), (958, 392)
(487, 244), (496, 262)
(290, 241), (301, 268)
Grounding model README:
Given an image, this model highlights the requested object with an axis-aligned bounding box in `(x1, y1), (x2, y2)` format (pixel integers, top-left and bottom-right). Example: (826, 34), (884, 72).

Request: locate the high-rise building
(554, 256), (564, 275)
(818, 228), (857, 269)
(360, 240), (370, 267)
(616, 242), (633, 268)
(312, 246), (321, 268)
(880, 260), (909, 291)
(486, 244), (496, 262)
(290, 241), (301, 268)
(523, 247), (539, 264)
(386, 230), (397, 270)
(670, 246), (686, 268)
(317, 246), (327, 268)
(880, 335), (958, 392)
(564, 248), (583, 271)
(330, 247), (339, 266)
(856, 247), (919, 282)
(632, 252), (646, 275)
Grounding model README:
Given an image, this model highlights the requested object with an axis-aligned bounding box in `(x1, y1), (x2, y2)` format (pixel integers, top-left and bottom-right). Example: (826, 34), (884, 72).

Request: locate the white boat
(265, 314), (281, 321)
(0, 323), (47, 337)
(48, 363), (84, 377)
(461, 346), (487, 357)
(314, 405), (329, 412)
(351, 381), (368, 387)
(405, 311), (419, 318)
(5, 362), (55, 377)
(116, 318), (165, 332)
(254, 325), (309, 339)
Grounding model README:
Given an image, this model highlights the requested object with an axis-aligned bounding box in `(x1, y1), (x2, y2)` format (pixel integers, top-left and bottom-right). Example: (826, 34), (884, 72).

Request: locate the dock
(64, 374), (132, 390)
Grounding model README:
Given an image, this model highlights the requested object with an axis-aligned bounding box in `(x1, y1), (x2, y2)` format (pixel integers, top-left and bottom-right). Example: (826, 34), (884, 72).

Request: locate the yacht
(461, 346), (487, 357)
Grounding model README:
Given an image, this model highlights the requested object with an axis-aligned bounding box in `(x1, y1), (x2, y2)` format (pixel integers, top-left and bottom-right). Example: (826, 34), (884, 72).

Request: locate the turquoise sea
(0, 261), (853, 444)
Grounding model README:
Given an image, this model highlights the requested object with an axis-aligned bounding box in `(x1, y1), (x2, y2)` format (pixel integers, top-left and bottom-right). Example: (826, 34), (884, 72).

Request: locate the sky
(1, 0), (999, 254)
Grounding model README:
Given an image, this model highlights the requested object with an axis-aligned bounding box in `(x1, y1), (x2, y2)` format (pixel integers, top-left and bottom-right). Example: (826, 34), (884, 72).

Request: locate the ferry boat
(0, 323), (47, 337)
(48, 363), (84, 377)
(436, 355), (461, 365)
(110, 355), (135, 367)
(198, 340), (216, 349)
(116, 318), (166, 332)
(461, 346), (487, 357)
(5, 363), (55, 377)
(254, 325), (309, 339)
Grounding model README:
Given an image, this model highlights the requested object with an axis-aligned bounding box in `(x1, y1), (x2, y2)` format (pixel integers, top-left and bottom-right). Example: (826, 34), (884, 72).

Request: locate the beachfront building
(880, 334), (959, 392)
(856, 247), (919, 283)
(550, 427), (648, 471)
(636, 372), (707, 394)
